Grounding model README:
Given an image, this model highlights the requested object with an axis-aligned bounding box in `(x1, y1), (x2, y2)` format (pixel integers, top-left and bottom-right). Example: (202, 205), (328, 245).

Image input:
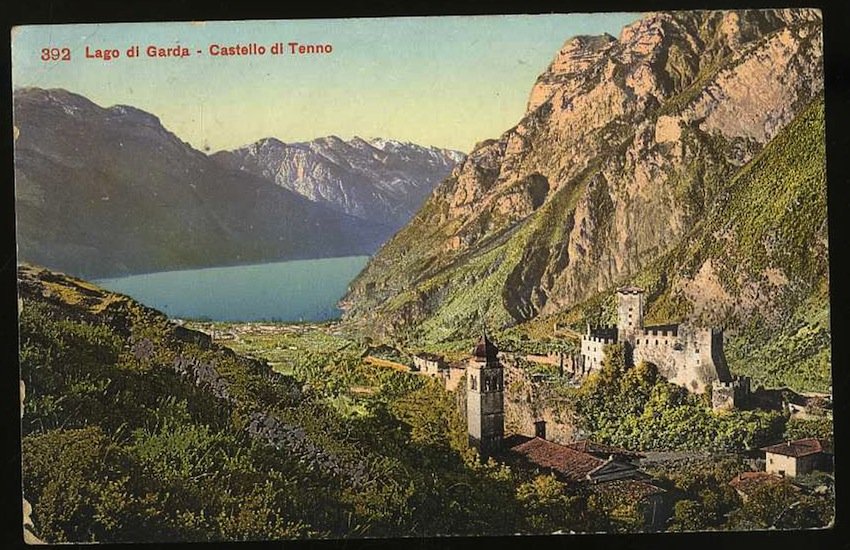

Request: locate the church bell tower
(467, 331), (504, 458)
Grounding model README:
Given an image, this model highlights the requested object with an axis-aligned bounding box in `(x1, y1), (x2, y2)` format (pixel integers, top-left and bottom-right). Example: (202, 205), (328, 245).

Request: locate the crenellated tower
(616, 286), (645, 343)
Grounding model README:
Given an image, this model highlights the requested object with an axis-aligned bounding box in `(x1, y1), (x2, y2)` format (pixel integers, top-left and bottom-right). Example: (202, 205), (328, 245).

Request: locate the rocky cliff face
(342, 9), (825, 347)
(13, 88), (394, 278)
(213, 136), (464, 235)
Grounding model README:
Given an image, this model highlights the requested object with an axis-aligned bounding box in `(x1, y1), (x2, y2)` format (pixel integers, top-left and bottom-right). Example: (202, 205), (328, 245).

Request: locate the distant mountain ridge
(13, 87), (459, 278)
(212, 135), (464, 231)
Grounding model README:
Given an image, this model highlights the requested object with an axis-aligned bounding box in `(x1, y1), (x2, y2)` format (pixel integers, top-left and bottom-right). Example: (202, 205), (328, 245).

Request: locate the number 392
(41, 47), (71, 61)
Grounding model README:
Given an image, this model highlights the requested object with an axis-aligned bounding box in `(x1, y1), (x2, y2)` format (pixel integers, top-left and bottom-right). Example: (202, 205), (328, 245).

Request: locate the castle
(465, 287), (751, 456)
(579, 286), (749, 403)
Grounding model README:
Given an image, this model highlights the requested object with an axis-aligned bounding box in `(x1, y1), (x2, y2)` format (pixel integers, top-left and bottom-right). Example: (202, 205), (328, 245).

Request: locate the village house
(761, 438), (832, 478)
(502, 428), (667, 529)
(729, 471), (792, 503)
(563, 439), (646, 465)
(503, 430), (650, 485)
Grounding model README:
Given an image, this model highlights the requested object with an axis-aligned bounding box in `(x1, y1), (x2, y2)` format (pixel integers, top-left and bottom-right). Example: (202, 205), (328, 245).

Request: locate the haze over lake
(95, 256), (369, 322)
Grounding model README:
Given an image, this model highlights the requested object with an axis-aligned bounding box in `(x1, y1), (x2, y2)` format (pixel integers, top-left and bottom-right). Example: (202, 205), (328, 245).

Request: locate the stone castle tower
(467, 332), (504, 458)
(616, 285), (645, 342)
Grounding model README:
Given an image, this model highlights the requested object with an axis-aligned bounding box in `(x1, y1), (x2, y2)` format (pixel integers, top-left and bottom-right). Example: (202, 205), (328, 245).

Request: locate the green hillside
(524, 95), (829, 392)
(18, 262), (835, 540)
(17, 265), (519, 541)
(21, 264), (666, 541)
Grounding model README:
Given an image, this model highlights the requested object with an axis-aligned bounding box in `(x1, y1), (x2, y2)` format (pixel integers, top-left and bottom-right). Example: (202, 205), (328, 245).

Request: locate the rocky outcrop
(342, 9), (825, 343)
(245, 411), (372, 488)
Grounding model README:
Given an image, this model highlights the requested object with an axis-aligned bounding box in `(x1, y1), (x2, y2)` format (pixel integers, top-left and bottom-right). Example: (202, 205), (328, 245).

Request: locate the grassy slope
(712, 95), (829, 391)
(18, 265), (555, 542)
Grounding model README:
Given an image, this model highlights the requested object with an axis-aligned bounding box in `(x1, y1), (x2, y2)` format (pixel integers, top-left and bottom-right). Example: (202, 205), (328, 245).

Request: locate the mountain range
(13, 88), (462, 278)
(213, 136), (464, 232)
(340, 9), (828, 389)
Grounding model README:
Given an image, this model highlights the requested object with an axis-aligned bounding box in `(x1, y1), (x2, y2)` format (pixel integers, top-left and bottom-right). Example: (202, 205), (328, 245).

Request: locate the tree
(726, 480), (801, 529)
(516, 474), (582, 533)
(668, 500), (706, 531)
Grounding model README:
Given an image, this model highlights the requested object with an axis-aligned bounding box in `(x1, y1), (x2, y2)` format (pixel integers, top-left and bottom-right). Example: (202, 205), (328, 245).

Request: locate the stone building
(443, 364), (465, 392)
(728, 471), (791, 502)
(466, 332), (505, 458)
(761, 438), (832, 477)
(412, 352), (445, 374)
(580, 286), (749, 400)
(578, 326), (617, 374)
(712, 377), (751, 411)
(463, 335), (669, 528)
(505, 433), (650, 485)
(502, 423), (668, 530)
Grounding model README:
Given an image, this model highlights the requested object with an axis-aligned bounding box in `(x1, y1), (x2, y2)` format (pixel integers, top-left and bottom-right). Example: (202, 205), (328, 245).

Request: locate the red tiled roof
(729, 472), (797, 495)
(502, 434), (533, 449)
(508, 437), (604, 482)
(565, 439), (646, 460)
(760, 438), (828, 458)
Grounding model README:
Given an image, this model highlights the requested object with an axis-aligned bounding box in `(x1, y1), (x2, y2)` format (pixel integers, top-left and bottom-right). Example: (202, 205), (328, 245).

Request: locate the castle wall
(467, 392), (482, 440)
(413, 355), (444, 374)
(632, 325), (728, 394)
(444, 367), (464, 392)
(710, 330), (732, 381)
(499, 359), (577, 444)
(570, 288), (733, 396)
(712, 376), (750, 411)
(580, 334), (615, 374)
(712, 383), (737, 411)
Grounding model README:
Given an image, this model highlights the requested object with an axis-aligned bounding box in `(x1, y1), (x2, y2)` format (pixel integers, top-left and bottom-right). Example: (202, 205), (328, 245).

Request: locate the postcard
(12, 9), (832, 543)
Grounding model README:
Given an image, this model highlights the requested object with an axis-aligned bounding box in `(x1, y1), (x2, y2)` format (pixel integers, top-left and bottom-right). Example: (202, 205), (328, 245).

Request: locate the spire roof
(473, 331), (499, 361)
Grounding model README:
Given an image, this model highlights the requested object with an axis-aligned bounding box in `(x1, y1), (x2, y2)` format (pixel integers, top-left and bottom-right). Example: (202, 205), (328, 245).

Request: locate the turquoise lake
(95, 256), (369, 322)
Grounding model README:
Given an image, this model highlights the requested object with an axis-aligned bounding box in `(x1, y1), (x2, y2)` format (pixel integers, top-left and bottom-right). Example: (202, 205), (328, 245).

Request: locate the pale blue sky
(12, 13), (640, 153)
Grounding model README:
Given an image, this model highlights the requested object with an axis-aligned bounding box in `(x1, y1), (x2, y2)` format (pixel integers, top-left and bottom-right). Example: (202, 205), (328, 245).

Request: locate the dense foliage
(19, 275), (607, 541)
(569, 344), (786, 451)
(19, 267), (834, 541)
(726, 474), (834, 530)
(650, 456), (747, 531)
